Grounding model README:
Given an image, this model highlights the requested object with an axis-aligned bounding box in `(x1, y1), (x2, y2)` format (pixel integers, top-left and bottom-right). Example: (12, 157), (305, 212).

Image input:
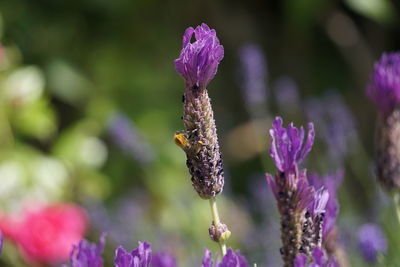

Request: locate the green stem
(393, 193), (400, 225)
(209, 197), (227, 256)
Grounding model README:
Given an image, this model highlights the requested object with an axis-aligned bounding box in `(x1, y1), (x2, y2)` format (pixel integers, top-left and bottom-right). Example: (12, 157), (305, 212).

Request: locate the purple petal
(294, 253), (307, 267)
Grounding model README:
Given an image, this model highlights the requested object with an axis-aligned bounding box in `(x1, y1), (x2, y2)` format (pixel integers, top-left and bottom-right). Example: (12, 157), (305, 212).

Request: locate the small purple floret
(114, 242), (152, 267)
(68, 233), (106, 267)
(201, 248), (248, 267)
(175, 23), (224, 89)
(269, 117), (315, 173)
(367, 52), (400, 116)
(358, 223), (387, 263)
(294, 247), (339, 267)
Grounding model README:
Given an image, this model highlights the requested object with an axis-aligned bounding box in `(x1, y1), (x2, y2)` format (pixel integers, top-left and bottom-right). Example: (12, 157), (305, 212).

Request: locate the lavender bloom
(367, 52), (400, 117)
(174, 24), (225, 199)
(201, 248), (248, 267)
(114, 242), (152, 267)
(67, 234), (106, 267)
(266, 117), (316, 266)
(107, 113), (154, 164)
(294, 248), (338, 267)
(305, 93), (357, 167)
(175, 23), (224, 89)
(239, 44), (268, 107)
(269, 116), (315, 174)
(274, 76), (301, 114)
(308, 171), (343, 241)
(151, 252), (177, 267)
(358, 223), (387, 263)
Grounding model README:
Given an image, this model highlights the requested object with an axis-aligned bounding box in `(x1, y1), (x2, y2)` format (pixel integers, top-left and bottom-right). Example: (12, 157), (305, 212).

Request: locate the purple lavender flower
(151, 252), (177, 267)
(201, 248), (248, 267)
(274, 76), (301, 114)
(358, 223), (387, 263)
(67, 234), (106, 267)
(107, 113), (154, 164)
(266, 117), (316, 266)
(239, 44), (268, 107)
(175, 23), (224, 89)
(114, 242), (152, 267)
(367, 52), (400, 117)
(294, 247), (338, 267)
(269, 116), (315, 174)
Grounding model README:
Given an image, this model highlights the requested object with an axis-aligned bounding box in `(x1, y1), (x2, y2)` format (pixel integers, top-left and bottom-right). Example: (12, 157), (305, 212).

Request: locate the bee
(174, 132), (190, 150)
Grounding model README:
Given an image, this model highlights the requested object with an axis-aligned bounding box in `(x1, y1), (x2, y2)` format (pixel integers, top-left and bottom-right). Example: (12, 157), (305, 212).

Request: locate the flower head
(175, 23), (224, 89)
(294, 247), (338, 267)
(114, 242), (152, 267)
(367, 52), (400, 116)
(269, 117), (315, 174)
(358, 223), (387, 263)
(201, 248), (248, 267)
(68, 233), (106, 267)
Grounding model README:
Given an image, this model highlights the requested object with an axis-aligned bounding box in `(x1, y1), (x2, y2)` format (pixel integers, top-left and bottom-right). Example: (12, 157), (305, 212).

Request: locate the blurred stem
(393, 193), (400, 225)
(209, 197), (227, 256)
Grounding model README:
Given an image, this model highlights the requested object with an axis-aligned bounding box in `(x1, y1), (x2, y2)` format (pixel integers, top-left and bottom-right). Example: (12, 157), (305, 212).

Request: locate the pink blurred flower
(0, 204), (87, 265)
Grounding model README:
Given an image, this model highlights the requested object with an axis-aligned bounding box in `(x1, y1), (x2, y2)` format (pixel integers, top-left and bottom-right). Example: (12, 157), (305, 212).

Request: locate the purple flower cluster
(367, 52), (400, 116)
(65, 236), (176, 267)
(308, 171), (343, 241)
(358, 223), (387, 263)
(239, 44), (268, 107)
(294, 247), (338, 267)
(266, 117), (334, 265)
(175, 23), (224, 89)
(202, 248), (248, 267)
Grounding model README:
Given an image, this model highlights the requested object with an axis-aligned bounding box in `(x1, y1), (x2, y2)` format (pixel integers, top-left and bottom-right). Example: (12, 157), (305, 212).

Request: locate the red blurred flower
(0, 204), (87, 265)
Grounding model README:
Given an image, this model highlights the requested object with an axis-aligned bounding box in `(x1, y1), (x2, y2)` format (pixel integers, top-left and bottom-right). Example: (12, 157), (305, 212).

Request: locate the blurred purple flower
(274, 76), (301, 113)
(269, 116), (314, 174)
(367, 52), (400, 116)
(308, 171), (343, 239)
(151, 252), (177, 267)
(239, 44), (268, 107)
(358, 223), (387, 263)
(67, 233), (106, 267)
(305, 92), (356, 166)
(107, 113), (154, 164)
(114, 242), (152, 267)
(175, 23), (224, 89)
(294, 247), (338, 267)
(201, 248), (248, 267)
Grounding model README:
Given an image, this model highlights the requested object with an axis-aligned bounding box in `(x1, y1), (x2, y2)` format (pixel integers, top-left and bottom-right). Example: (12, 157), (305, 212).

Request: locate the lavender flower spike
(151, 252), (177, 267)
(202, 248), (248, 267)
(367, 52), (400, 117)
(358, 223), (387, 263)
(175, 23), (224, 89)
(67, 233), (106, 267)
(114, 242), (152, 267)
(266, 117), (316, 266)
(174, 24), (225, 199)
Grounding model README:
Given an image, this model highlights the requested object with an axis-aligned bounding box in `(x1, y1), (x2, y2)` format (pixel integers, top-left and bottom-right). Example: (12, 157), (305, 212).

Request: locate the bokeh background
(0, 0), (399, 266)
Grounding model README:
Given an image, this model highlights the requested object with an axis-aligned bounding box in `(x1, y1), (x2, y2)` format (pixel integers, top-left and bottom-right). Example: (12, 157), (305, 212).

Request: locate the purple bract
(367, 52), (400, 116)
(294, 247), (338, 267)
(175, 23), (224, 89)
(114, 242), (152, 267)
(67, 233), (106, 267)
(201, 248), (248, 267)
(269, 117), (315, 174)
